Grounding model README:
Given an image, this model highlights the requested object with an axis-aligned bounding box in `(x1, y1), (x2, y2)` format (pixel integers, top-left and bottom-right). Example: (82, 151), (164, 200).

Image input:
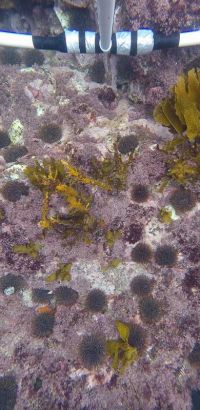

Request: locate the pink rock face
(0, 3), (199, 410)
(123, 0), (200, 33)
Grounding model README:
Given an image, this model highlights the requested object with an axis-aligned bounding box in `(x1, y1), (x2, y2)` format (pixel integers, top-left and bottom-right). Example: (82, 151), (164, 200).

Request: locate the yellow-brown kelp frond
(24, 158), (110, 236)
(168, 157), (200, 184)
(24, 159), (66, 193)
(154, 69), (200, 142)
(154, 94), (185, 135)
(106, 320), (138, 374)
(60, 160), (112, 191)
(90, 144), (133, 191)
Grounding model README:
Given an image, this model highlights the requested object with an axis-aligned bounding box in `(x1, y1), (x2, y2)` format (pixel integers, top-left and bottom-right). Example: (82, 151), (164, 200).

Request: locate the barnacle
(106, 320), (138, 374)
(46, 262), (72, 283)
(12, 241), (41, 259)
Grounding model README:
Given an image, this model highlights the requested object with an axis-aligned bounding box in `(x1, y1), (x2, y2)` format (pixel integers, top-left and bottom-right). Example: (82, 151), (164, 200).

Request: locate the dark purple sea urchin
(38, 123), (62, 144)
(188, 342), (200, 369)
(130, 275), (154, 297)
(54, 286), (79, 306)
(131, 184), (150, 203)
(128, 324), (147, 354)
(3, 145), (28, 163)
(131, 243), (153, 264)
(139, 297), (163, 324)
(0, 130), (11, 148)
(0, 374), (18, 410)
(118, 134), (139, 154)
(85, 288), (107, 313)
(169, 187), (196, 213)
(155, 245), (177, 267)
(1, 181), (29, 202)
(0, 274), (26, 294)
(32, 312), (55, 337)
(79, 334), (105, 368)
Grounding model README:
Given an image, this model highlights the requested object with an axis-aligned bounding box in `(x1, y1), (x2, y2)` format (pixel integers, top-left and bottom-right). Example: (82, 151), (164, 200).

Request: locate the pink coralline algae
(0, 2), (199, 410)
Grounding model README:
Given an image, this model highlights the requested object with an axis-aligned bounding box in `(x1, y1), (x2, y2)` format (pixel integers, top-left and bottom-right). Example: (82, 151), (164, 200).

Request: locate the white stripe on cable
(116, 31), (131, 55)
(64, 30), (80, 53)
(0, 31), (34, 48)
(137, 29), (154, 54)
(85, 31), (96, 53)
(179, 30), (200, 47)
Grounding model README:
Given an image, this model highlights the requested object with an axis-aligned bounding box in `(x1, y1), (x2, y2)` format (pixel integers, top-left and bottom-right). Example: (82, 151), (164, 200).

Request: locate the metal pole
(97, 0), (115, 52)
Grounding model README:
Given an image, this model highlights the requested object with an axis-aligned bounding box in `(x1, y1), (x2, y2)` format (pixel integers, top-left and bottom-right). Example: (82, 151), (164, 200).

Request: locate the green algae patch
(13, 241), (42, 259)
(46, 263), (72, 283)
(106, 320), (138, 374)
(158, 207), (173, 224)
(102, 258), (122, 272)
(105, 230), (122, 249)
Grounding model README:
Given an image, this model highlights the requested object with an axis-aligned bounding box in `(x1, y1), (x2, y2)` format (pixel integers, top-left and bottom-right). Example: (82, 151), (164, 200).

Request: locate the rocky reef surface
(0, 2), (199, 410)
